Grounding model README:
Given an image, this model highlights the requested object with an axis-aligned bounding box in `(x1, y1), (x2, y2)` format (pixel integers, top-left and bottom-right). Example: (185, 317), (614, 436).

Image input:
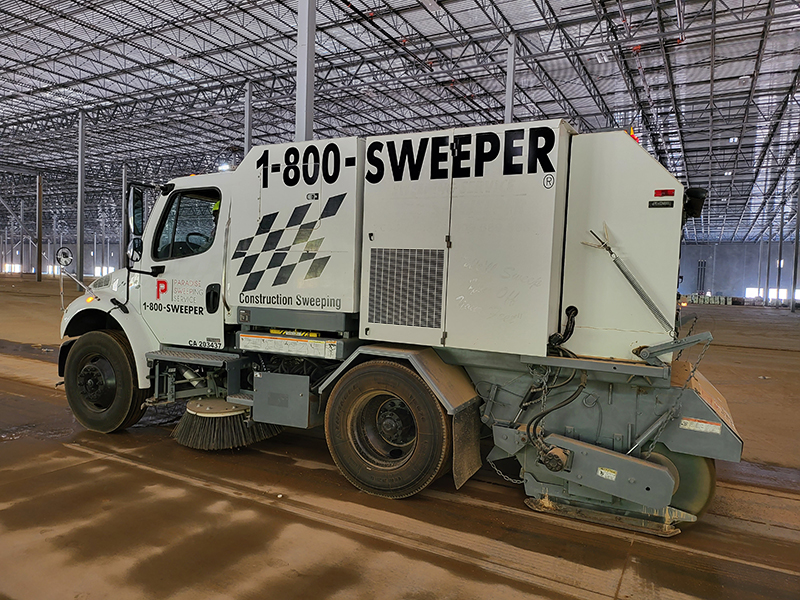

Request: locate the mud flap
(58, 338), (77, 378)
(452, 402), (482, 489)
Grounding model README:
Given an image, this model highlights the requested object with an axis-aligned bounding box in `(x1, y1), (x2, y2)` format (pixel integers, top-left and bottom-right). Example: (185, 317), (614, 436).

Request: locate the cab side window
(153, 189), (220, 260)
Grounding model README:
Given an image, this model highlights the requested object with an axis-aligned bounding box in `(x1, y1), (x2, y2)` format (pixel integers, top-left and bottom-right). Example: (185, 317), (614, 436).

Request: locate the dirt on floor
(1, 274), (800, 469)
(677, 304), (800, 469)
(0, 274), (82, 346)
(1, 378), (799, 600)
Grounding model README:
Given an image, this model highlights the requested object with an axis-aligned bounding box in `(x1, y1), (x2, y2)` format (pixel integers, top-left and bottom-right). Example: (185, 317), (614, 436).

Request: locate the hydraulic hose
(526, 371), (588, 454)
(548, 305), (578, 347)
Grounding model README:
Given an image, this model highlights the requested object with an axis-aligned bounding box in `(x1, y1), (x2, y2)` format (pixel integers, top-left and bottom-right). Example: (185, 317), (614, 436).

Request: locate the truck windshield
(153, 188), (220, 260)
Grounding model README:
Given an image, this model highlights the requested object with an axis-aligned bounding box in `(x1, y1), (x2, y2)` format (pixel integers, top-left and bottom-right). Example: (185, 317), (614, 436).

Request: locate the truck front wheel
(64, 330), (147, 433)
(325, 361), (451, 499)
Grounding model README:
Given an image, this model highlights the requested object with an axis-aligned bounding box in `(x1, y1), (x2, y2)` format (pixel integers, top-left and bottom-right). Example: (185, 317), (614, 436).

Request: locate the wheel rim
(351, 392), (417, 469)
(649, 443), (716, 517)
(75, 354), (117, 412)
(647, 451), (680, 495)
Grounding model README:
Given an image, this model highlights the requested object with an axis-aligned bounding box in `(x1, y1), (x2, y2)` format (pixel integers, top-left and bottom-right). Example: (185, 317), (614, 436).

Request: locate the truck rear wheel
(324, 361), (451, 499)
(64, 330), (148, 433)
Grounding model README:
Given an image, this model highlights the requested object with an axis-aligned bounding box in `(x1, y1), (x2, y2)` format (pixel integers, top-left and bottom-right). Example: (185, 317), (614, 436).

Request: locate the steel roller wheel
(324, 360), (451, 499)
(648, 442), (716, 519)
(64, 330), (148, 433)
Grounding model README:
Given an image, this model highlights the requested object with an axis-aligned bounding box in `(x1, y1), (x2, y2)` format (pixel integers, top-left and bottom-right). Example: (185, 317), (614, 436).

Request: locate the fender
(60, 293), (159, 390)
(657, 364), (743, 463)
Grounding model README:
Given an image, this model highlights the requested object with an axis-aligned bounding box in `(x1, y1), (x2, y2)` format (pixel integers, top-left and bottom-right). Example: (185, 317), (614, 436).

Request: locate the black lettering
(283, 147), (301, 186)
(475, 132), (500, 176)
(365, 141), (384, 184)
(452, 134), (471, 178)
(503, 129), (524, 175)
(527, 127), (556, 173)
(302, 145), (320, 185)
(255, 150), (269, 188)
(322, 143), (341, 184)
(430, 136), (449, 180)
(387, 138), (429, 181)
(198, 306), (204, 315)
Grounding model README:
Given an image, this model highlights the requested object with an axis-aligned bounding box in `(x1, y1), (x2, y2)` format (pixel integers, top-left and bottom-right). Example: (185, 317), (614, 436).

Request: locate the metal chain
(676, 316), (698, 360)
(642, 404), (680, 460)
(488, 460), (525, 485)
(643, 339), (711, 459)
(539, 373), (549, 428)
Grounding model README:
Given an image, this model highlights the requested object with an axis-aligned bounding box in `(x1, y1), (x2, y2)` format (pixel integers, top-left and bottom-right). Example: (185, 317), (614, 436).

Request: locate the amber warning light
(654, 189), (675, 197)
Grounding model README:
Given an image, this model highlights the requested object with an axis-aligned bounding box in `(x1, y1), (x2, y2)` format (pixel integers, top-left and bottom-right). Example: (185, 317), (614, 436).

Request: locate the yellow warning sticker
(597, 467), (617, 482)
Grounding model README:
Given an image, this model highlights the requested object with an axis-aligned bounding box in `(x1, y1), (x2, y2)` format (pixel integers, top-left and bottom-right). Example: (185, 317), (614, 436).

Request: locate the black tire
(64, 330), (148, 433)
(649, 443), (716, 518)
(325, 360), (452, 499)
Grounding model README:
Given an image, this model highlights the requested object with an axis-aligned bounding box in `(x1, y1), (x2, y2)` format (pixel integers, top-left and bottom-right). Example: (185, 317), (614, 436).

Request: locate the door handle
(206, 283), (221, 314)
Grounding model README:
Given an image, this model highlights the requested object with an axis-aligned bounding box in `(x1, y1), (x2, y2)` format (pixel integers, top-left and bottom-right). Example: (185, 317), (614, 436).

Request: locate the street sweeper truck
(57, 119), (741, 536)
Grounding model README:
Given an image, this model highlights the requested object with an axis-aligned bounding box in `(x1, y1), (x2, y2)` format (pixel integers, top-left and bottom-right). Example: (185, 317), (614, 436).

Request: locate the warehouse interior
(1, 1), (799, 599)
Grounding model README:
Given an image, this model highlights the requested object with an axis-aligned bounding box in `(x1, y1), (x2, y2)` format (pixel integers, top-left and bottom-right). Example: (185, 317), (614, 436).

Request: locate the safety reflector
(654, 189), (675, 197)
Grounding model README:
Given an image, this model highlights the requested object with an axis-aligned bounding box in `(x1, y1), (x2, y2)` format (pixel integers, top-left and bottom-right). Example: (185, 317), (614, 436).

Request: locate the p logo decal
(156, 279), (168, 300)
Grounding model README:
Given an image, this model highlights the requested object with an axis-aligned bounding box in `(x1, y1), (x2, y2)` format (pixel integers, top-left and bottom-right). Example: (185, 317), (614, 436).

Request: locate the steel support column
(504, 33), (516, 124)
(757, 238), (764, 298)
(36, 174), (42, 282)
(295, 0), (315, 142)
(764, 223), (773, 306)
(244, 80), (253, 154)
(777, 201), (784, 303)
(793, 157), (800, 312)
(121, 163), (128, 263)
(77, 110), (85, 286)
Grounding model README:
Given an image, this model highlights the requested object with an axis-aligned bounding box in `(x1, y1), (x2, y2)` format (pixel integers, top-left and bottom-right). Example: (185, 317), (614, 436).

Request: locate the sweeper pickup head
(172, 399), (283, 450)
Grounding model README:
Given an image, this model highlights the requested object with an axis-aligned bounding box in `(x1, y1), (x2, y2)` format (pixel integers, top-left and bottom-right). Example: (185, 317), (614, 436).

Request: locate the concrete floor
(0, 275), (799, 599)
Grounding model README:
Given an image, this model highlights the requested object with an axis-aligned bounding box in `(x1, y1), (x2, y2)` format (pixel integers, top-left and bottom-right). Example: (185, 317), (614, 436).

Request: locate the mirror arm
(61, 268), (92, 293)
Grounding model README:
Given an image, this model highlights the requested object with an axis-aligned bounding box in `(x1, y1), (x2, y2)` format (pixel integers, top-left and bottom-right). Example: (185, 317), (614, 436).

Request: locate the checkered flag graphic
(231, 193), (346, 292)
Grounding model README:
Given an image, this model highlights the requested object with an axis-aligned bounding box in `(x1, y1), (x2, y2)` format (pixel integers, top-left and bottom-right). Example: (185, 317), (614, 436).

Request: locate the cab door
(138, 187), (225, 350)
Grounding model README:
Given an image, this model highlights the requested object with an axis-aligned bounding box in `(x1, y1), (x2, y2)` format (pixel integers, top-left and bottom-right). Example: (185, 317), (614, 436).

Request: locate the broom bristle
(172, 401), (282, 450)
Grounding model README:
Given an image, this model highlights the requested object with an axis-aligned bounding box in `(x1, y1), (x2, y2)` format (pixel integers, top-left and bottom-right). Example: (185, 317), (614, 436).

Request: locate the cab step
(146, 346), (240, 367)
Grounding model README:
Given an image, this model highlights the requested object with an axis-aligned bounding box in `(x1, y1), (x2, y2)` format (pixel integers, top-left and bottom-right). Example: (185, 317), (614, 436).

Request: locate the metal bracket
(634, 332), (713, 366)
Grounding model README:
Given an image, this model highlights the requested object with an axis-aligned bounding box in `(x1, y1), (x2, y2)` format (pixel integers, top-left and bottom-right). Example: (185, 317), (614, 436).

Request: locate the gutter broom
(172, 399), (282, 450)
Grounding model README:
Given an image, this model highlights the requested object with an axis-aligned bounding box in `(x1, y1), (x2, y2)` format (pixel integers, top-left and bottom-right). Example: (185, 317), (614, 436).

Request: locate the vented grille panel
(368, 248), (444, 328)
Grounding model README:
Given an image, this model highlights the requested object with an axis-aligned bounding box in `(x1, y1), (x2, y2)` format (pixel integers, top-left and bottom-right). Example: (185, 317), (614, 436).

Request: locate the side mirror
(683, 188), (707, 219)
(56, 247), (73, 267)
(129, 187), (145, 237)
(127, 238), (143, 263)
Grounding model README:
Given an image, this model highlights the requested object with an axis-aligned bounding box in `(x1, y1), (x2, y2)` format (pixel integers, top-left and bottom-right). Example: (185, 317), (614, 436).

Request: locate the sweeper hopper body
(58, 119), (742, 536)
